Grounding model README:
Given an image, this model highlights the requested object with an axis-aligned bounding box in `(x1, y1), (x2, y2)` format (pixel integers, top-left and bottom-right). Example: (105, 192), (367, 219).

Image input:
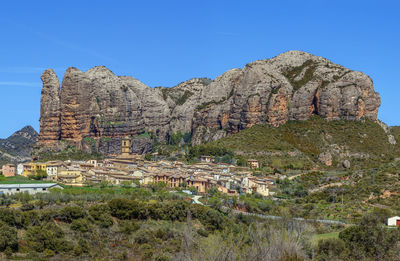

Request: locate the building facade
(0, 183), (63, 195)
(1, 164), (16, 177)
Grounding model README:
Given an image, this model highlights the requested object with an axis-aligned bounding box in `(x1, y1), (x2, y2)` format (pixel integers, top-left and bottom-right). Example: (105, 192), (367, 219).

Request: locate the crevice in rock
(311, 88), (319, 115)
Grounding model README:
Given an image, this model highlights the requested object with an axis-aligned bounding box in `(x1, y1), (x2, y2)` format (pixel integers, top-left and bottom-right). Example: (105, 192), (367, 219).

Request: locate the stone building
(246, 159), (259, 169)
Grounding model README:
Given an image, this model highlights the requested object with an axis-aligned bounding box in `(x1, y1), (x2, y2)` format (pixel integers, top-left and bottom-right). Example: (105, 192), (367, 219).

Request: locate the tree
(28, 169), (47, 180)
(144, 153), (152, 161)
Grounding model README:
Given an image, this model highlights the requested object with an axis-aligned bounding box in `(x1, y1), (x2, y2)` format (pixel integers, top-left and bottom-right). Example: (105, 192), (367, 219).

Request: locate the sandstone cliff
(38, 51), (381, 154)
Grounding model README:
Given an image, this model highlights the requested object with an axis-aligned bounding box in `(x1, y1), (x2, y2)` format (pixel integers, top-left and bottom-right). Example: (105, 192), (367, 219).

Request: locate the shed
(387, 216), (400, 226)
(0, 183), (63, 195)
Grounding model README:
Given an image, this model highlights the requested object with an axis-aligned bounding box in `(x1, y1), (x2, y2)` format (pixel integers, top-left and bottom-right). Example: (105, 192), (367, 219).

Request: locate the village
(1, 137), (274, 197)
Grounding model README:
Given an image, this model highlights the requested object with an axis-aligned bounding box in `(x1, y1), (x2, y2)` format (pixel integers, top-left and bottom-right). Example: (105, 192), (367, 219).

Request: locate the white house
(17, 164), (24, 175)
(46, 162), (65, 181)
(387, 216), (400, 226)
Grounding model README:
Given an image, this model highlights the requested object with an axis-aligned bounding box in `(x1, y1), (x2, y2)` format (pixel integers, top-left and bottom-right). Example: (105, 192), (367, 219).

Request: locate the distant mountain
(0, 126), (38, 166)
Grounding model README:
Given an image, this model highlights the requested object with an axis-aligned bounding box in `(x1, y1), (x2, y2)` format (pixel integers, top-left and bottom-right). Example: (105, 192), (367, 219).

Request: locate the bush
(135, 229), (154, 244)
(0, 208), (24, 228)
(73, 239), (89, 256)
(0, 223), (18, 252)
(199, 209), (226, 231)
(108, 198), (138, 219)
(25, 223), (71, 253)
(118, 220), (140, 235)
(89, 204), (114, 228)
(197, 228), (209, 237)
(57, 206), (86, 222)
(71, 218), (92, 233)
(316, 238), (347, 260)
(43, 249), (55, 257)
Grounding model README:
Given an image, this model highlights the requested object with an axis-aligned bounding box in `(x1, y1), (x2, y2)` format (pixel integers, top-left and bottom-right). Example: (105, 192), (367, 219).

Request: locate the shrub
(57, 206), (86, 222)
(118, 220), (140, 235)
(71, 218), (92, 233)
(88, 204), (114, 228)
(0, 223), (18, 252)
(199, 209), (226, 231)
(316, 238), (347, 260)
(108, 198), (138, 219)
(135, 229), (154, 244)
(0, 208), (24, 228)
(25, 223), (70, 253)
(43, 249), (55, 257)
(197, 228), (209, 237)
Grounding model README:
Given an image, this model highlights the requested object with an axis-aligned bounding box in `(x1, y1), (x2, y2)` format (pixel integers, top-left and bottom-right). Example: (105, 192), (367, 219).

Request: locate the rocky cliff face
(38, 51), (381, 154)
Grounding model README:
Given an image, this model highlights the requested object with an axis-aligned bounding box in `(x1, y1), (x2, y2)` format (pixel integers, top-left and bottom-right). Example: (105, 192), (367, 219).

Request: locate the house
(46, 161), (65, 181)
(217, 185), (237, 195)
(186, 176), (210, 194)
(22, 162), (47, 177)
(200, 156), (212, 163)
(57, 167), (84, 186)
(0, 183), (63, 195)
(130, 170), (153, 185)
(2, 164), (16, 177)
(387, 216), (400, 226)
(87, 159), (97, 166)
(247, 159), (259, 169)
(153, 172), (187, 188)
(17, 164), (24, 175)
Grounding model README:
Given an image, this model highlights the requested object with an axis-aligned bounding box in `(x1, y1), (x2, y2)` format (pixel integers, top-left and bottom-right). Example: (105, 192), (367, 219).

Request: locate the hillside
(208, 116), (400, 170)
(37, 51), (380, 155)
(0, 126), (38, 166)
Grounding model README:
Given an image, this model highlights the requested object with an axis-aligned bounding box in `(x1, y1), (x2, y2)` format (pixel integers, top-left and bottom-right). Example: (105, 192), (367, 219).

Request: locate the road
(192, 196), (345, 225)
(221, 206), (346, 225)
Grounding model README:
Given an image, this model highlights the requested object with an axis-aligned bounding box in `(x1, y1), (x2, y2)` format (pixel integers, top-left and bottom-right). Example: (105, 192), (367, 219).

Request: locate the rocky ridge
(37, 51), (381, 154)
(0, 126), (38, 165)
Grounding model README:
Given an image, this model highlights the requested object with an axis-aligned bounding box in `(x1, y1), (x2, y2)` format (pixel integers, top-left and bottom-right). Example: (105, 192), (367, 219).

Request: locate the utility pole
(341, 188), (344, 205)
(372, 168), (375, 185)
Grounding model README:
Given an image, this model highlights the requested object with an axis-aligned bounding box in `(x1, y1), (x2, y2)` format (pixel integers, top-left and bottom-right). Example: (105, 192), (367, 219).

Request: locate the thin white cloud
(0, 81), (39, 87)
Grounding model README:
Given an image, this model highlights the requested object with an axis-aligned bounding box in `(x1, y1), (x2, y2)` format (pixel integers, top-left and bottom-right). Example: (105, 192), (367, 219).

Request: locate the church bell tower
(121, 136), (131, 156)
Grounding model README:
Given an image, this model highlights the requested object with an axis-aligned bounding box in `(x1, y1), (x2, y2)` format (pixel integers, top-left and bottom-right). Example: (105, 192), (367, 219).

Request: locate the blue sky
(0, 0), (399, 138)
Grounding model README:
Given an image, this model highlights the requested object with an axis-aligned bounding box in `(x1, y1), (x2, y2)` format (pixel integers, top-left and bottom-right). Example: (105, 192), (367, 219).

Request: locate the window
(16, 188), (20, 191)
(43, 188), (46, 191)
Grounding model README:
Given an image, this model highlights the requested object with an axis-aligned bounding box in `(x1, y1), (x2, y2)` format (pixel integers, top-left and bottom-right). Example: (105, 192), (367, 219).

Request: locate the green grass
(0, 175), (50, 184)
(311, 231), (340, 245)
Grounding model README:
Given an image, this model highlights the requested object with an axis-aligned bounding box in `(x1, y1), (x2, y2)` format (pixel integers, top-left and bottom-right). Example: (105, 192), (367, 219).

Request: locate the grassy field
(0, 175), (50, 184)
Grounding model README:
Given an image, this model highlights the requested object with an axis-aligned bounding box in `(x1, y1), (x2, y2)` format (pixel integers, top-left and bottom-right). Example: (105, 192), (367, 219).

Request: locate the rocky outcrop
(38, 51), (381, 154)
(38, 69), (61, 146)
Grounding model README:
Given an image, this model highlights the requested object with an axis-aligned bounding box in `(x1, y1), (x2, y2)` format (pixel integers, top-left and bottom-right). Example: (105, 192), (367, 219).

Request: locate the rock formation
(37, 51), (381, 154)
